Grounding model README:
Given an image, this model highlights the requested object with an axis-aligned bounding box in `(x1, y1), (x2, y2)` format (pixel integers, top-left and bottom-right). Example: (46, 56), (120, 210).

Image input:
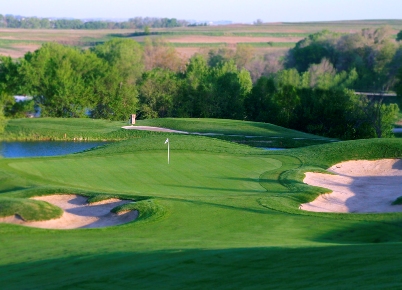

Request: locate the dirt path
(0, 195), (138, 229)
(301, 159), (402, 213)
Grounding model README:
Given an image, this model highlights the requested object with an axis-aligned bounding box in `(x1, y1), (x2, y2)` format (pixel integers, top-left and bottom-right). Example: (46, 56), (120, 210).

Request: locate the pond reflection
(0, 141), (109, 158)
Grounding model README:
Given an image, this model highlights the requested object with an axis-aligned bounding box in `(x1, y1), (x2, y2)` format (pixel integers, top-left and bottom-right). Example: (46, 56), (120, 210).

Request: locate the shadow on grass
(0, 186), (29, 194)
(160, 183), (266, 194)
(2, 244), (402, 289)
(316, 220), (402, 244)
(161, 196), (274, 215)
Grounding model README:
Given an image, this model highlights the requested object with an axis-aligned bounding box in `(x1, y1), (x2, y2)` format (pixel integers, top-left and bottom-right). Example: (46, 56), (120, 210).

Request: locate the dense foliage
(0, 26), (401, 140)
(286, 28), (402, 92)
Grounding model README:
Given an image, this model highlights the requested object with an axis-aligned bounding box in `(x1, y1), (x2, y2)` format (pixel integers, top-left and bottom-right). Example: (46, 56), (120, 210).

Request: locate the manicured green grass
(1, 118), (402, 289)
(136, 118), (335, 148)
(136, 118), (323, 138)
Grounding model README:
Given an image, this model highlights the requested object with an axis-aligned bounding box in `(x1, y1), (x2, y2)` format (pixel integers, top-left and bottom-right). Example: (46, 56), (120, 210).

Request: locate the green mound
(112, 199), (166, 223)
(290, 138), (402, 168)
(136, 117), (323, 138)
(0, 197), (62, 221)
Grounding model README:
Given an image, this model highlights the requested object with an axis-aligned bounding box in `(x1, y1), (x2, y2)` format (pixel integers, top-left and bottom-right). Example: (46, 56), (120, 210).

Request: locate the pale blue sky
(0, 0), (401, 23)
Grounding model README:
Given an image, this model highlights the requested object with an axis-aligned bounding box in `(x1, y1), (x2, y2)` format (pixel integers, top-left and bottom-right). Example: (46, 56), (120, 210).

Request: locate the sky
(0, 0), (401, 23)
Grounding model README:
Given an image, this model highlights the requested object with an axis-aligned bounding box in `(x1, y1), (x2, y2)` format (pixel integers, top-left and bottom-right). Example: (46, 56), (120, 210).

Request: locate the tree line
(0, 14), (188, 29)
(1, 27), (402, 140)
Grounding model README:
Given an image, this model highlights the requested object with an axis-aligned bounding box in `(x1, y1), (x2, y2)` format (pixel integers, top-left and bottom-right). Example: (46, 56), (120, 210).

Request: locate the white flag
(164, 138), (169, 144)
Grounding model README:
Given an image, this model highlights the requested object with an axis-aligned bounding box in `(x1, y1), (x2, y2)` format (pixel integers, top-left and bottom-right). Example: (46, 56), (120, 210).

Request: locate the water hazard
(0, 141), (108, 158)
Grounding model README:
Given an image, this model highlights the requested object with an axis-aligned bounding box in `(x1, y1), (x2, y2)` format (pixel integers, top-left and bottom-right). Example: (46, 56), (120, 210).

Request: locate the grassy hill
(0, 118), (402, 289)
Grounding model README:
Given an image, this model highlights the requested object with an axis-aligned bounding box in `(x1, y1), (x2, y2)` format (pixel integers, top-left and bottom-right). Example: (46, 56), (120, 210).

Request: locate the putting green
(7, 153), (295, 197)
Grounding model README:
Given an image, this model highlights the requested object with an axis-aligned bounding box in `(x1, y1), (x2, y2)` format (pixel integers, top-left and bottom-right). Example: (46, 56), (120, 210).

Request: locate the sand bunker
(0, 195), (138, 229)
(301, 159), (402, 213)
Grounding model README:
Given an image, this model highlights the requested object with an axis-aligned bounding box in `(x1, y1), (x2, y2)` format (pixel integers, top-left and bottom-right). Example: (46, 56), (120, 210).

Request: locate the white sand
(301, 159), (402, 213)
(0, 195), (138, 229)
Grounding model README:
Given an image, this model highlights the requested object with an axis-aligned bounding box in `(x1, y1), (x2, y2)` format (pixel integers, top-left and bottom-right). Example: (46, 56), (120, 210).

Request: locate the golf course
(1, 117), (402, 289)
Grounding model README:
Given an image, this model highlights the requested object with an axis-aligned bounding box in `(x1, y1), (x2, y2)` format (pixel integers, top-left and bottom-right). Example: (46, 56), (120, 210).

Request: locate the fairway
(2, 119), (402, 289)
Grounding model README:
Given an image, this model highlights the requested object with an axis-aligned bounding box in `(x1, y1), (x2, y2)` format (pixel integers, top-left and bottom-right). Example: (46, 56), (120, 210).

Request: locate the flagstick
(167, 140), (170, 165)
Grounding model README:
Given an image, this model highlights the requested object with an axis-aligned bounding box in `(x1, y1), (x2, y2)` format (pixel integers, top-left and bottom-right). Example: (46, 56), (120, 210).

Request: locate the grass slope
(136, 118), (334, 148)
(0, 118), (402, 289)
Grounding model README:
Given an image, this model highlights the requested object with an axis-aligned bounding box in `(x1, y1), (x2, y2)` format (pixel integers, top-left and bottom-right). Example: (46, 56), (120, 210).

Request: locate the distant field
(0, 19), (401, 59)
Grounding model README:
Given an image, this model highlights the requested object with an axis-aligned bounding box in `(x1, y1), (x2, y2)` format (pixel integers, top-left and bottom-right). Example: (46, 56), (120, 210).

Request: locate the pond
(0, 141), (109, 158)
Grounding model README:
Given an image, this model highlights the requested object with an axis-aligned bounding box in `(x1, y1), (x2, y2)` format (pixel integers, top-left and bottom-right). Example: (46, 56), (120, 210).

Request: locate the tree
(144, 25), (150, 35)
(373, 40), (397, 91)
(244, 76), (276, 122)
(286, 27), (399, 92)
(143, 37), (184, 72)
(92, 39), (144, 85)
(207, 47), (235, 68)
(90, 66), (139, 121)
(287, 30), (339, 72)
(397, 30), (402, 42)
(396, 67), (402, 107)
(234, 44), (255, 69)
(356, 94), (399, 138)
(275, 69), (301, 87)
(178, 54), (210, 117)
(138, 68), (182, 119)
(214, 67), (252, 119)
(307, 58), (336, 89)
(19, 43), (111, 118)
(0, 56), (21, 95)
(294, 88), (365, 138)
(253, 19), (264, 26)
(0, 102), (6, 133)
(272, 84), (299, 127)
